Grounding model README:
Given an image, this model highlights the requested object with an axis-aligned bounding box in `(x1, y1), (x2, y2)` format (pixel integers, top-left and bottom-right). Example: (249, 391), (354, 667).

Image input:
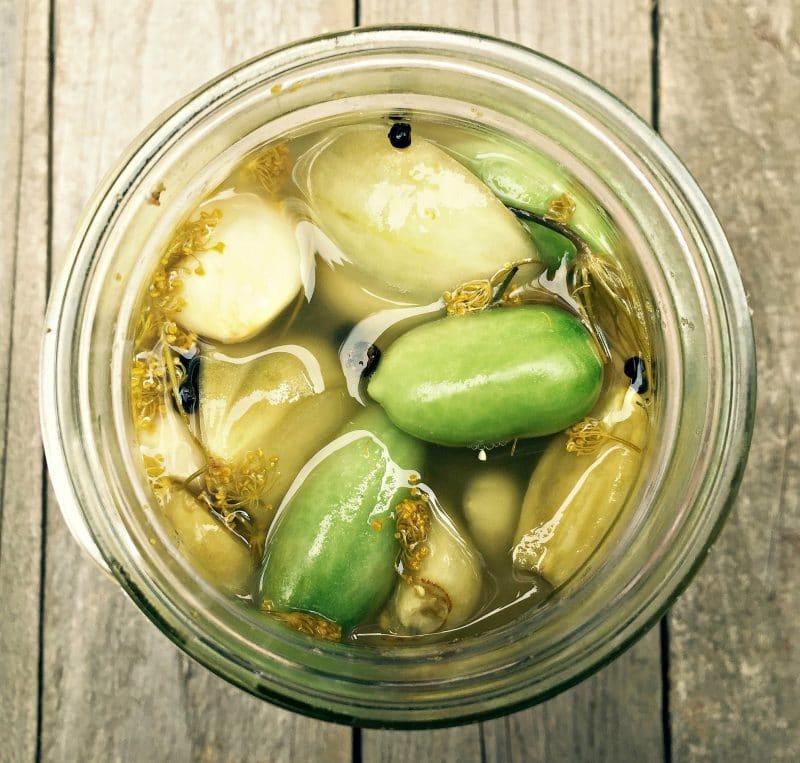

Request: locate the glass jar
(40, 27), (755, 727)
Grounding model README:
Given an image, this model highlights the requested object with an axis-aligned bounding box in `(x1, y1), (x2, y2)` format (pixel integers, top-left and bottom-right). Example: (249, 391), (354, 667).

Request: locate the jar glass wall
(40, 28), (755, 727)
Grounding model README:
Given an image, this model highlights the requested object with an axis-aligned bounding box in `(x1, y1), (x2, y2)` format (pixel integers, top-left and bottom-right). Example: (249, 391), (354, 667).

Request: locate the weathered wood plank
(660, 2), (799, 760)
(484, 631), (663, 762)
(358, 2), (662, 761)
(360, 0), (653, 118)
(0, 1), (50, 761)
(11, 1), (796, 759)
(0, 0), (24, 512)
(42, 3), (352, 762)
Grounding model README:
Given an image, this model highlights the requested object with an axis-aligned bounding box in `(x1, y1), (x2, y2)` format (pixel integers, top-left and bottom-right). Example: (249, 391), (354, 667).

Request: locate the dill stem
(182, 465), (209, 487)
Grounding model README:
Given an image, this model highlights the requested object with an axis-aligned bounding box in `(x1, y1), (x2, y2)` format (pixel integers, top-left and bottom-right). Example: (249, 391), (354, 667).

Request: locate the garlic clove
(463, 468), (524, 562)
(138, 405), (205, 482)
(170, 192), (302, 343)
(162, 489), (253, 595)
(264, 387), (357, 505)
(199, 341), (336, 466)
(512, 386), (649, 587)
(384, 504), (484, 635)
(315, 260), (422, 324)
(296, 126), (541, 302)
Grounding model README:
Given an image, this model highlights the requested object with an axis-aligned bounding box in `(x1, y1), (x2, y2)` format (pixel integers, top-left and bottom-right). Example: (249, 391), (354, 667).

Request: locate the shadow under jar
(40, 27), (755, 728)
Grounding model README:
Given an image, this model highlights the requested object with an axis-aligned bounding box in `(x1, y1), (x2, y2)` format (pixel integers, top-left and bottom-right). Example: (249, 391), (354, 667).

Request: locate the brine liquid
(129, 113), (655, 643)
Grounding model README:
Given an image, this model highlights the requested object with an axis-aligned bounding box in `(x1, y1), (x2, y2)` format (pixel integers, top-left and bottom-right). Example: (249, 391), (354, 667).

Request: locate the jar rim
(40, 25), (756, 727)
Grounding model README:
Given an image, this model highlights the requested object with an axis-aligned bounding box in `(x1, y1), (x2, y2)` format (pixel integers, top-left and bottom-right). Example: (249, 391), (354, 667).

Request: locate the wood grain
(660, 1), (800, 760)
(1, 0), (792, 759)
(42, 3), (352, 762)
(358, 2), (663, 760)
(0, 1), (49, 761)
(361, 0), (653, 119)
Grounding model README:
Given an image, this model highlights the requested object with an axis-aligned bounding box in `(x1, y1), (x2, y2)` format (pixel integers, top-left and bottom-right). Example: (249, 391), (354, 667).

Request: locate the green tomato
(519, 220), (576, 275)
(421, 125), (619, 259)
(258, 408), (423, 632)
(368, 306), (604, 447)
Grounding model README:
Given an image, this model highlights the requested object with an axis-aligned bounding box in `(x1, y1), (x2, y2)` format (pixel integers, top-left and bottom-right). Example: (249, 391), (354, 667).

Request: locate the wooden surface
(0, 1), (795, 761)
(661, 2), (799, 760)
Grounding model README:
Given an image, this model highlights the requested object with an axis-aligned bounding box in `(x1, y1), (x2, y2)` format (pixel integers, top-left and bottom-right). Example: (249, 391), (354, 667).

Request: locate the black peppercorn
(343, 341), (382, 378)
(388, 122), (412, 149)
(177, 355), (201, 414)
(623, 355), (648, 394)
(362, 344), (381, 377)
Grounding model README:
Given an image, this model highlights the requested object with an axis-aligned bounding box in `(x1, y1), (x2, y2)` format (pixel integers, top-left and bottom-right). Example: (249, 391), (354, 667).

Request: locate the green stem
(507, 206), (593, 260)
(491, 266), (519, 304)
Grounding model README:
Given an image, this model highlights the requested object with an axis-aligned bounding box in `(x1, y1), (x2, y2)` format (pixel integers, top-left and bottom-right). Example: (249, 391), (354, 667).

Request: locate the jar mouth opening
(41, 26), (755, 726)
